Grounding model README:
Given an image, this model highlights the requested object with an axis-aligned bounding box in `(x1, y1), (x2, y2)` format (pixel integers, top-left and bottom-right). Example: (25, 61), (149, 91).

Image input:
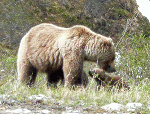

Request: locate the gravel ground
(0, 100), (109, 114)
(0, 94), (109, 114)
(0, 94), (146, 114)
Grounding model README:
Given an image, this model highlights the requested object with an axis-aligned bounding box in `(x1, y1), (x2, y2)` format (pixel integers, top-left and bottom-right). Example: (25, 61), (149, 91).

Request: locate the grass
(0, 34), (150, 113)
(0, 73), (149, 113)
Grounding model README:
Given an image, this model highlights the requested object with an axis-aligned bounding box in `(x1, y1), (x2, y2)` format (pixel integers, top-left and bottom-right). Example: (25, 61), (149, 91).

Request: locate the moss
(50, 2), (66, 14)
(105, 1), (132, 20)
(137, 17), (150, 37)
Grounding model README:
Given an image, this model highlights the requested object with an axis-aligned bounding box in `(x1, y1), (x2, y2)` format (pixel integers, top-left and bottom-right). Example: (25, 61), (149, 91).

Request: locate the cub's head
(89, 67), (130, 90)
(89, 68), (107, 84)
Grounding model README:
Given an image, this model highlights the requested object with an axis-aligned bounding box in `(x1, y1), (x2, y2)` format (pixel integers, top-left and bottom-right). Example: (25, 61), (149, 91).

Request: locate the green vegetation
(0, 0), (150, 113)
(116, 34), (150, 80)
(0, 34), (150, 113)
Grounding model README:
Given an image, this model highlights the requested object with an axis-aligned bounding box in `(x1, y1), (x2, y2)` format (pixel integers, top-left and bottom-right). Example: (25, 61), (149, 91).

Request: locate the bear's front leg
(63, 53), (84, 88)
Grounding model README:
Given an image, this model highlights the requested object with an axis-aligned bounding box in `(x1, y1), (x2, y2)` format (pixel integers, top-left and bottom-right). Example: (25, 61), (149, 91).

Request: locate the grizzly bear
(17, 23), (116, 88)
(89, 68), (129, 90)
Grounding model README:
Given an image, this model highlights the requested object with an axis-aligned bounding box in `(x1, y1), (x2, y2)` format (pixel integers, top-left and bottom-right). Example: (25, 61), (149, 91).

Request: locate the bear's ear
(106, 38), (113, 45)
(107, 38), (112, 42)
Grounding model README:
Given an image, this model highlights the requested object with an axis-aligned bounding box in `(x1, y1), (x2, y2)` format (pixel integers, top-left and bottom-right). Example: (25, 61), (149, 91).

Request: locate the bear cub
(89, 68), (129, 90)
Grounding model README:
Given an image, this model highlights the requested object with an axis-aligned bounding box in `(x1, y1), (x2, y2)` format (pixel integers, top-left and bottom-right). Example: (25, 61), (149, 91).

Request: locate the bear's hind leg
(17, 63), (31, 85)
(17, 60), (37, 87)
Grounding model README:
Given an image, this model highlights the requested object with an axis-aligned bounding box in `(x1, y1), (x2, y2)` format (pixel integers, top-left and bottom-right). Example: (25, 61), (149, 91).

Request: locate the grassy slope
(0, 34), (150, 113)
(1, 0), (150, 47)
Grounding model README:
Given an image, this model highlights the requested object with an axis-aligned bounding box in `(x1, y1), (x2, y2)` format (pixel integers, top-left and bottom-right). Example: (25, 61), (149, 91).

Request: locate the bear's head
(84, 35), (116, 73)
(96, 37), (116, 73)
(97, 57), (116, 73)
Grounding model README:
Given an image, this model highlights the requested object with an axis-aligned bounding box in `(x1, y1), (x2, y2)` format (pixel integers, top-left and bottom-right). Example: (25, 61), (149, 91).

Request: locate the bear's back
(24, 23), (66, 71)
(28, 23), (67, 39)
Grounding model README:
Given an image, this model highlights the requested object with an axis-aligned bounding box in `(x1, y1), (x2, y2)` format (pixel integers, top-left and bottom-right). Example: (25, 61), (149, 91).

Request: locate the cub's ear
(89, 69), (99, 78)
(89, 70), (94, 78)
(89, 68), (105, 78)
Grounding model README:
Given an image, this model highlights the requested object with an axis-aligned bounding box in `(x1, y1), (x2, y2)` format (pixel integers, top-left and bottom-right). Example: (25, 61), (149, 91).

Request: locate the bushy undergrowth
(115, 33), (150, 80)
(0, 34), (150, 113)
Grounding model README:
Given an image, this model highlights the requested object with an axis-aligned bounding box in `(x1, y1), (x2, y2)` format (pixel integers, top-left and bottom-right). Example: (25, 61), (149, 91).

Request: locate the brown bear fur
(17, 23), (116, 88)
(89, 68), (129, 90)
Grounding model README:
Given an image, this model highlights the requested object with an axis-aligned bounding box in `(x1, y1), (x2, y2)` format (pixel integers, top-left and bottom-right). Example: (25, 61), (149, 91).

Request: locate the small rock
(36, 94), (46, 100)
(28, 94), (47, 103)
(0, 94), (16, 105)
(0, 95), (10, 99)
(6, 108), (31, 114)
(29, 94), (46, 100)
(12, 109), (23, 113)
(126, 103), (143, 112)
(62, 111), (80, 114)
(0, 107), (5, 110)
(148, 105), (150, 111)
(1, 69), (5, 72)
(101, 103), (124, 112)
(41, 109), (50, 113)
(22, 109), (31, 113)
(62, 107), (80, 114)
